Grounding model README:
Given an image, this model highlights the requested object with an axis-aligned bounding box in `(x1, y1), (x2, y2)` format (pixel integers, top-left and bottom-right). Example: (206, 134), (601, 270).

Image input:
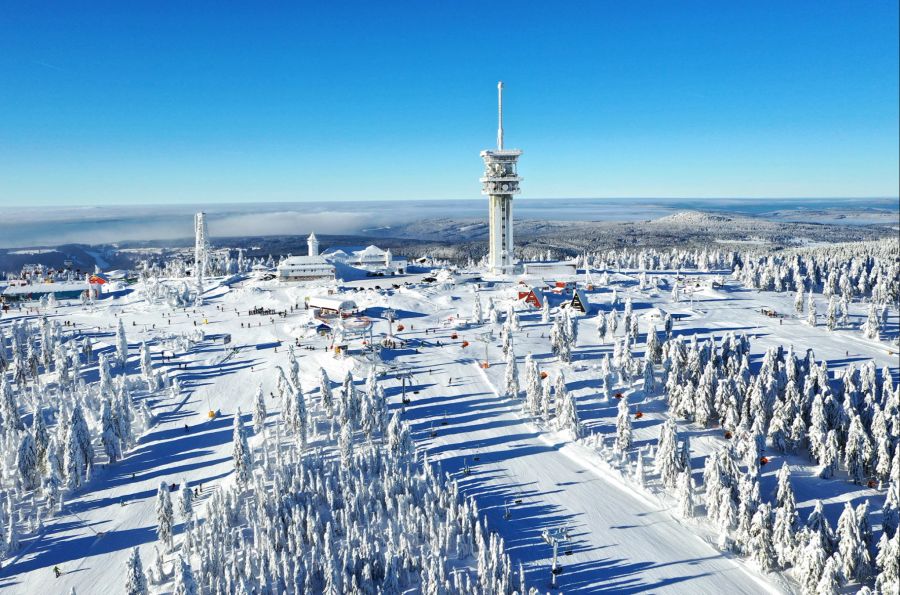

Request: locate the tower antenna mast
(497, 81), (504, 151)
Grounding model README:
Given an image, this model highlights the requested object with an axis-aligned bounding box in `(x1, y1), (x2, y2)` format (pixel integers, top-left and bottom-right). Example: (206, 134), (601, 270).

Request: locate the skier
(53, 566), (62, 578)
(184, 424), (190, 433)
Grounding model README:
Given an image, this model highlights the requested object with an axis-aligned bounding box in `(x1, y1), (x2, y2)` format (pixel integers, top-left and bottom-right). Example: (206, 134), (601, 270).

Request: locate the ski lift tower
(194, 212), (210, 305)
(382, 308), (396, 347)
(481, 82), (522, 276)
(476, 329), (494, 368)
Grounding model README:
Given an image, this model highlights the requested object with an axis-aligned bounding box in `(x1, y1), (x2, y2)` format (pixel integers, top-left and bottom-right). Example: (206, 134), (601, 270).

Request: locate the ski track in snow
(0, 271), (896, 593)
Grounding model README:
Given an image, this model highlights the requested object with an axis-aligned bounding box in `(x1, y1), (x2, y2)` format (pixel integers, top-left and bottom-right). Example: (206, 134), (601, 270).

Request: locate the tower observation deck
(480, 81), (522, 275)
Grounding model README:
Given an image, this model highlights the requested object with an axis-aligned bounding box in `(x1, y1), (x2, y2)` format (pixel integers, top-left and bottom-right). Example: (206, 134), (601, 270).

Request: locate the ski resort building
(522, 261), (578, 277)
(324, 245), (407, 275)
(277, 231), (336, 281)
(277, 256), (335, 281)
(307, 296), (359, 318)
(517, 286), (544, 309)
(1, 281), (88, 302)
(569, 288), (591, 314)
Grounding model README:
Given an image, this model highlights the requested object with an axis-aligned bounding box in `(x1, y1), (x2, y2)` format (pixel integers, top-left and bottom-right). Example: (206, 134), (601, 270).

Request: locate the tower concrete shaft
(480, 81), (522, 275)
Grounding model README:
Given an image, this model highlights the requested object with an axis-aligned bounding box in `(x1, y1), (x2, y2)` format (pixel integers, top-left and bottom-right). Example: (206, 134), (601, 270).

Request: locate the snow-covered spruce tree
(291, 385), (308, 450)
(818, 429), (840, 479)
(287, 345), (300, 390)
(614, 395), (632, 454)
(862, 302), (880, 340)
(773, 463), (799, 567)
(472, 293), (483, 324)
(63, 422), (83, 490)
(816, 554), (843, 595)
(386, 411), (414, 463)
(70, 403), (94, 473)
(253, 384), (267, 435)
(826, 296), (838, 331)
(540, 298), (550, 324)
(796, 536), (827, 595)
(179, 481), (193, 524)
(646, 324), (662, 364)
(794, 285), (805, 315)
(749, 503), (777, 572)
(806, 293), (817, 327)
(116, 317), (129, 368)
(843, 412), (870, 485)
(16, 433), (39, 491)
(883, 477), (900, 539)
(638, 362), (654, 400)
(100, 398), (122, 464)
(232, 409), (252, 488)
(139, 341), (154, 391)
(339, 421), (354, 469)
(523, 354), (541, 416)
(318, 367), (334, 418)
(597, 312), (608, 345)
(655, 418), (680, 489)
(172, 553), (198, 595)
(835, 501), (871, 583)
(676, 466), (694, 518)
(156, 481), (174, 551)
(0, 376), (23, 431)
(554, 372), (581, 438)
(540, 377), (553, 422)
(875, 530), (899, 594)
(124, 546), (149, 595)
(503, 339), (520, 400)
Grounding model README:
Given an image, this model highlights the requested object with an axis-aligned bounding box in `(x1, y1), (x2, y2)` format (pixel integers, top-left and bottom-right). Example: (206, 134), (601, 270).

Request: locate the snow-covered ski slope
(1, 266), (896, 593)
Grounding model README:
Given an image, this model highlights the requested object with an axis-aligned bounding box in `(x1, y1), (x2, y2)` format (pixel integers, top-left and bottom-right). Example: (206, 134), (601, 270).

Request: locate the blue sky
(0, 1), (897, 205)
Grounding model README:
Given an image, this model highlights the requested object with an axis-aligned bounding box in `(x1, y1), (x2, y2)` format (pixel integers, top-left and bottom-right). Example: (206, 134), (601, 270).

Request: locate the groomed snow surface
(0, 264), (897, 594)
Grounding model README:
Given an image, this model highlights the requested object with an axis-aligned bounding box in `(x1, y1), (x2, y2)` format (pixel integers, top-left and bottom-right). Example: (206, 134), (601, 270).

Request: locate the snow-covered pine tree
(540, 298), (550, 324)
(124, 546), (149, 595)
(253, 384), (267, 435)
(676, 466), (694, 518)
(523, 354), (541, 416)
(772, 463), (799, 567)
(472, 293), (483, 324)
(874, 530), (899, 594)
(835, 501), (870, 583)
(540, 377), (553, 422)
(100, 398), (122, 464)
(503, 336), (520, 399)
(806, 294), (817, 327)
(554, 372), (581, 438)
(815, 554), (843, 595)
(291, 385), (308, 450)
(796, 535), (827, 594)
(116, 317), (129, 368)
(16, 433), (39, 491)
(232, 409), (252, 487)
(655, 418), (680, 489)
(614, 395), (632, 453)
(826, 296), (838, 331)
(646, 324), (662, 364)
(794, 285), (805, 314)
(749, 503), (777, 572)
(156, 481), (174, 551)
(318, 367), (334, 417)
(597, 313), (608, 345)
(642, 359), (656, 396)
(172, 554), (198, 595)
(862, 302), (880, 340)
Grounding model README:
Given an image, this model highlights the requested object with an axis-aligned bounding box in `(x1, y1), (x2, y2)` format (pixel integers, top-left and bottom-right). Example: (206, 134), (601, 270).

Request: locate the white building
(277, 231), (335, 281)
(481, 82), (522, 275)
(324, 245), (407, 275)
(277, 256), (335, 281)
